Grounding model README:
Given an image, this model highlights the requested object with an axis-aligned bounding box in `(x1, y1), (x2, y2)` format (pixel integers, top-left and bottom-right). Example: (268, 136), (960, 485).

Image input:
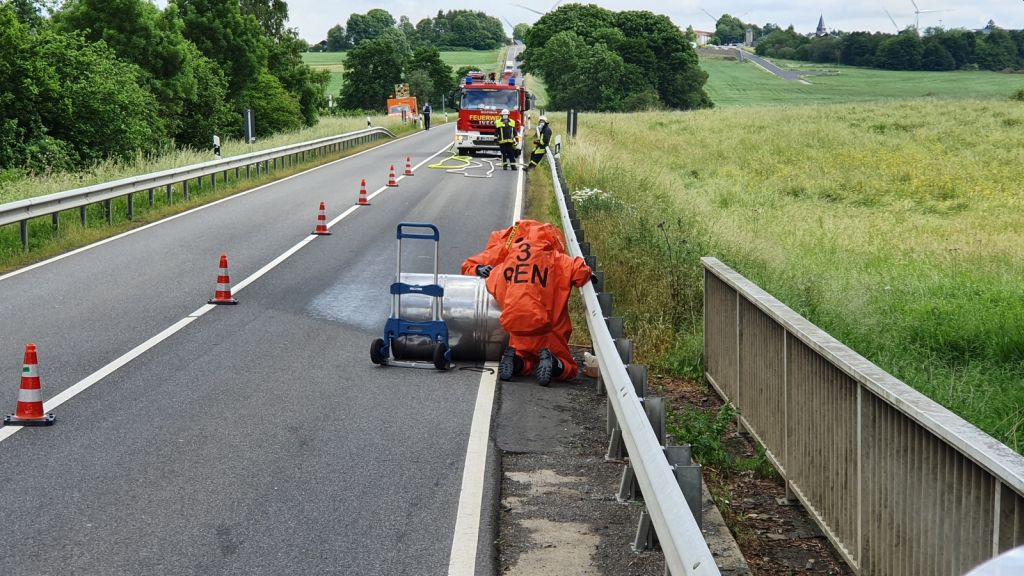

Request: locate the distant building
(695, 30), (714, 45)
(745, 28), (753, 46)
(815, 14), (828, 37)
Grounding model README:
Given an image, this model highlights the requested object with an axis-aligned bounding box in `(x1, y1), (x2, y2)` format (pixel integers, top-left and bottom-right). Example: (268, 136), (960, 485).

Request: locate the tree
(522, 3), (615, 53)
(326, 24), (350, 51)
(807, 36), (841, 64)
(240, 0), (288, 40)
(513, 23), (530, 42)
(874, 32), (923, 70)
(755, 27), (808, 57)
(406, 70), (434, 103)
(240, 71), (302, 134)
(409, 46), (454, 103)
(175, 0), (268, 99)
(340, 37), (404, 110)
(713, 14), (746, 45)
(840, 32), (881, 66)
(346, 8), (395, 46)
(974, 27), (1020, 70)
(398, 15), (418, 48)
(921, 40), (955, 70)
(266, 28), (329, 126)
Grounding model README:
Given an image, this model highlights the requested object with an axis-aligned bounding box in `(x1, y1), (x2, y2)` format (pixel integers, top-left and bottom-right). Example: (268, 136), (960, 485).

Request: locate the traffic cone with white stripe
(357, 179), (370, 206)
(4, 343), (55, 426)
(312, 201), (331, 235)
(404, 156), (414, 176)
(208, 254), (238, 305)
(387, 165), (398, 187)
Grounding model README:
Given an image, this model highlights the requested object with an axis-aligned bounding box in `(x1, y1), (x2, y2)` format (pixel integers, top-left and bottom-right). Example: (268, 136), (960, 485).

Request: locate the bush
(1011, 89), (1024, 102)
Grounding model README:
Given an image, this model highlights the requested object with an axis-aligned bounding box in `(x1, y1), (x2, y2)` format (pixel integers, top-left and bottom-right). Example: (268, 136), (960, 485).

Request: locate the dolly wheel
(433, 343), (450, 371)
(370, 338), (387, 365)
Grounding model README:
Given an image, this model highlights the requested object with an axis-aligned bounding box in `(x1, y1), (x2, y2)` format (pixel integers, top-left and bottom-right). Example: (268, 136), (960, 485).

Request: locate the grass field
(557, 100), (1024, 451)
(702, 55), (1024, 107)
(302, 48), (505, 98)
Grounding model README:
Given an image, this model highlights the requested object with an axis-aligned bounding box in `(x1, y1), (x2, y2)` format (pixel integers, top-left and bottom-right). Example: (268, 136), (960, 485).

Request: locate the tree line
(714, 14), (1024, 72)
(520, 4), (712, 112)
(1, 0), (327, 175)
(319, 9), (506, 53)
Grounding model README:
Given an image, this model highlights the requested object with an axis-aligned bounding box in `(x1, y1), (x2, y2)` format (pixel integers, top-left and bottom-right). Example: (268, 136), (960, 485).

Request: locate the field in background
(302, 48), (504, 98)
(559, 100), (1024, 451)
(702, 55), (1024, 107)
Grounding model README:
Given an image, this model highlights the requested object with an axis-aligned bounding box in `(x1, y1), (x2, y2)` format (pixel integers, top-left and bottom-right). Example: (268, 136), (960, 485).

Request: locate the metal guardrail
(547, 149), (719, 576)
(1, 127), (395, 249)
(703, 256), (1024, 574)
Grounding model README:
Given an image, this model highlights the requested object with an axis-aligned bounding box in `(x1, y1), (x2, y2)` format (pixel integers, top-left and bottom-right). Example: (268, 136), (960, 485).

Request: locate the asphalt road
(0, 123), (517, 575)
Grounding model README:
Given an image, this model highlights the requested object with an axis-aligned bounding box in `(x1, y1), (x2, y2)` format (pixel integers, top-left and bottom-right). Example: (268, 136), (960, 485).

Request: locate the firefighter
(524, 115), (551, 172)
(462, 221), (590, 386)
(495, 108), (518, 171)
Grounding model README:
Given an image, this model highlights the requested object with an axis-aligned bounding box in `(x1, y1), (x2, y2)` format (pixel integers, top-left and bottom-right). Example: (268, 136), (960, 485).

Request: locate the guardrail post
(148, 188), (155, 207)
(165, 184), (172, 204)
(197, 175), (203, 191)
(80, 206), (87, 226)
(644, 396), (667, 445)
(127, 193), (134, 221)
(633, 510), (657, 552)
(104, 199), (113, 224)
(52, 213), (59, 232)
(606, 316), (625, 339)
(246, 165), (251, 179)
(666, 445), (703, 531)
(19, 221), (28, 251)
(183, 180), (190, 201)
(614, 338), (633, 364)
(211, 173), (216, 191)
(578, 241), (591, 256)
(627, 364), (648, 398)
(618, 462), (641, 501)
(597, 292), (613, 317)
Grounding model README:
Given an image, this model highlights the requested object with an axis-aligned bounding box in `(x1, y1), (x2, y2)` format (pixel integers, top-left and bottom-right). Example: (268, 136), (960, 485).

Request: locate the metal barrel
(391, 273), (507, 361)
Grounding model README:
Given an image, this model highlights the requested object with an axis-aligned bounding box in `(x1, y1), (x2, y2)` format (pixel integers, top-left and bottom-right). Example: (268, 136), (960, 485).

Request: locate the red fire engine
(455, 72), (534, 157)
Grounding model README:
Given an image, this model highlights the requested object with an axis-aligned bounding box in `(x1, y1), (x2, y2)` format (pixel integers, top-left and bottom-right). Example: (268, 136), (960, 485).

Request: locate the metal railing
(1, 127), (395, 250)
(703, 256), (1024, 574)
(547, 149), (720, 576)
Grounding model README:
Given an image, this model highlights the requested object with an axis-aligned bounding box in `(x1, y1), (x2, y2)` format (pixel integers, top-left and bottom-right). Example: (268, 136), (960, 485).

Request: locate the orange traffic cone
(4, 343), (55, 426)
(312, 201), (332, 235)
(404, 156), (414, 176)
(357, 179), (371, 206)
(209, 254), (238, 305)
(387, 165), (398, 187)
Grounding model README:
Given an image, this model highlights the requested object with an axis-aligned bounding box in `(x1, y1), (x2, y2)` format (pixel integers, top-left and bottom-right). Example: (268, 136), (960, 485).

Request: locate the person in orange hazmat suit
(462, 221), (591, 385)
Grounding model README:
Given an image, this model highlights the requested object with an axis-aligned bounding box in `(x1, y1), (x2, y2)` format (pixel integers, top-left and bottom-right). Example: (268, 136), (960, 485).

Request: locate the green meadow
(702, 54), (1024, 106)
(557, 97), (1024, 451)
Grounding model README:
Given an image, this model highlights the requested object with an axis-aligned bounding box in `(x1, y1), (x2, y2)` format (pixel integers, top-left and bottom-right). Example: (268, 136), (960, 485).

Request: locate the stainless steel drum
(391, 273), (507, 361)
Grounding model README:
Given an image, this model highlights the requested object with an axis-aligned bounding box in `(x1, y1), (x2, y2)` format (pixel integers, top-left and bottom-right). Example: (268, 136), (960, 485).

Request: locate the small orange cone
(312, 201), (332, 235)
(404, 156), (414, 176)
(209, 254), (238, 305)
(357, 179), (371, 206)
(387, 165), (398, 187)
(4, 343), (55, 426)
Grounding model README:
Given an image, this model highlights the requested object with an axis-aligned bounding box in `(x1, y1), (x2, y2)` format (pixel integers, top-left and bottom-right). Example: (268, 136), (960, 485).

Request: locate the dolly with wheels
(370, 222), (452, 370)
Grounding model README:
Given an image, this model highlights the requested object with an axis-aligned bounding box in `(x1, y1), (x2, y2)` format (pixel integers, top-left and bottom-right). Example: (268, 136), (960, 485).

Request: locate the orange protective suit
(462, 221), (590, 381)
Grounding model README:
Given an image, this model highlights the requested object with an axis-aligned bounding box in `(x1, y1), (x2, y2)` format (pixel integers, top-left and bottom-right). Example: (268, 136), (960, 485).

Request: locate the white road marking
(0, 139), (455, 445)
(447, 366), (498, 576)
(0, 128), (443, 284)
(447, 147), (525, 575)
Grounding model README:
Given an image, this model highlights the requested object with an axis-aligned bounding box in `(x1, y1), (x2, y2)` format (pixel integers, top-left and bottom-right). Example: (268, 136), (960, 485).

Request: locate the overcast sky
(274, 1), (1023, 42)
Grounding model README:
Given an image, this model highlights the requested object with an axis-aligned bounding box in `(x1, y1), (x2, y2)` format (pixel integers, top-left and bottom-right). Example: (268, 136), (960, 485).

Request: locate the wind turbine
(700, 8), (750, 25)
(910, 0), (953, 30)
(512, 0), (564, 16)
(883, 8), (902, 32)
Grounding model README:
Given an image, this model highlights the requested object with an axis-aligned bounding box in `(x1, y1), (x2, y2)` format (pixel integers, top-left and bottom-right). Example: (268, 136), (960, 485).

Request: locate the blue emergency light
(465, 76), (473, 85)
(509, 78), (516, 86)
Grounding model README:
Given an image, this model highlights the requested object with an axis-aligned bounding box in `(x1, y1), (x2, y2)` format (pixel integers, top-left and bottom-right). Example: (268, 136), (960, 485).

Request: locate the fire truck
(454, 72), (534, 157)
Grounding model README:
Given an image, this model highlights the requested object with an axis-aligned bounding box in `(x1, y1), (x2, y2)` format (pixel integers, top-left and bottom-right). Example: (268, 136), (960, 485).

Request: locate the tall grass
(559, 99), (1024, 451)
(0, 115), (411, 205)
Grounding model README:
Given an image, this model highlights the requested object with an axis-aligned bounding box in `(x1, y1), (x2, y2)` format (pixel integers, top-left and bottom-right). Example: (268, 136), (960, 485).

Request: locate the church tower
(816, 14), (827, 37)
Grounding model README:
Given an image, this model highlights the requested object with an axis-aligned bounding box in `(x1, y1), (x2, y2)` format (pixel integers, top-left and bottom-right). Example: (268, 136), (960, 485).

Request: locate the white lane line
(447, 366), (499, 576)
(0, 127), (447, 284)
(0, 139), (456, 446)
(447, 144), (526, 575)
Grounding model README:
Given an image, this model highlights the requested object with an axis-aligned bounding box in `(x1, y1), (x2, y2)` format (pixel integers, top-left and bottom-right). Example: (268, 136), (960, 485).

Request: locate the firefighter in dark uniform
(495, 108), (518, 170)
(525, 115), (551, 172)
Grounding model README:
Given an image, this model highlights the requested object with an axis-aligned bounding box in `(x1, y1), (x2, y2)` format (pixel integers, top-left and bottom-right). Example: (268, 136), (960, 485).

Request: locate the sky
(274, 1), (1024, 43)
